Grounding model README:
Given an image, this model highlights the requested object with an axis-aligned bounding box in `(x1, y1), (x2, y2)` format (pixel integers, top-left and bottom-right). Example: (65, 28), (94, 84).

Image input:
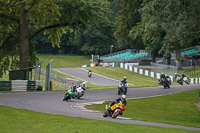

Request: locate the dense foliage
(0, 0), (199, 76)
(0, 0), (109, 76)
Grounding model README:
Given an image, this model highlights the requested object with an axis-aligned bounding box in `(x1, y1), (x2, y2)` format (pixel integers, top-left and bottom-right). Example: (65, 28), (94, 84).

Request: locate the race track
(54, 68), (120, 86)
(0, 83), (200, 131)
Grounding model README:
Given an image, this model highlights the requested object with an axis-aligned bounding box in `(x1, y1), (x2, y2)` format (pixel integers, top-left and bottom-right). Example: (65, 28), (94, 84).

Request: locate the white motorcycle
(183, 77), (189, 85)
(74, 82), (86, 99)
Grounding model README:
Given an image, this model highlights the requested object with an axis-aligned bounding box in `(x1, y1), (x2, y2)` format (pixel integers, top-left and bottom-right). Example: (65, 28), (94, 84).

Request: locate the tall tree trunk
(151, 50), (156, 63)
(19, 0), (29, 69)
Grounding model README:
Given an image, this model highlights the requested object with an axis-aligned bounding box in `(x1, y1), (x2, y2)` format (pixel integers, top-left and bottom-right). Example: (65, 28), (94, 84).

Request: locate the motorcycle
(74, 86), (86, 99)
(118, 82), (128, 95)
(176, 76), (183, 85)
(183, 77), (189, 85)
(88, 71), (92, 77)
(103, 101), (126, 119)
(159, 77), (170, 89)
(63, 88), (75, 101)
(166, 76), (172, 85)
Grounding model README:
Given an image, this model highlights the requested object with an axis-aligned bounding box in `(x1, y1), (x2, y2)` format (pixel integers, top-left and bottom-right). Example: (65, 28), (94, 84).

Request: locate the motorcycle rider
(109, 95), (126, 116)
(71, 85), (76, 92)
(182, 73), (186, 79)
(121, 76), (127, 84)
(70, 85), (76, 98)
(88, 69), (92, 73)
(159, 73), (166, 84)
(110, 95), (127, 107)
(88, 69), (92, 76)
(174, 73), (181, 80)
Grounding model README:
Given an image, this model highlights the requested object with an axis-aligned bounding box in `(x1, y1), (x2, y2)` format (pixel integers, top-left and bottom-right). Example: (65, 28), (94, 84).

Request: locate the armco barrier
(0, 80), (41, 91)
(0, 81), (12, 91)
(82, 62), (199, 84)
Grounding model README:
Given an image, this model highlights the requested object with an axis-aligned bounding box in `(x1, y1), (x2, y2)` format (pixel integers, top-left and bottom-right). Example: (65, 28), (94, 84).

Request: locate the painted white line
(117, 117), (131, 120)
(126, 92), (180, 100)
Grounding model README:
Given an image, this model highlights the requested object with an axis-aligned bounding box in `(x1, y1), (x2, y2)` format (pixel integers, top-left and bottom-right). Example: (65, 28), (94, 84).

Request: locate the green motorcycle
(63, 89), (75, 101)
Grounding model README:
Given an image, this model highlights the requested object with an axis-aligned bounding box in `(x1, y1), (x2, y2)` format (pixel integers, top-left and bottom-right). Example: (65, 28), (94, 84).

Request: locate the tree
(114, 0), (143, 50)
(0, 0), (109, 76)
(74, 22), (116, 55)
(130, 0), (200, 66)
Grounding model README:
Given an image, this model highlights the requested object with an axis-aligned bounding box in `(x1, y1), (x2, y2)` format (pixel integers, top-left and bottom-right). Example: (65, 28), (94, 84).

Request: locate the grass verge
(38, 55), (90, 69)
(86, 89), (200, 128)
(85, 67), (159, 88)
(0, 105), (198, 133)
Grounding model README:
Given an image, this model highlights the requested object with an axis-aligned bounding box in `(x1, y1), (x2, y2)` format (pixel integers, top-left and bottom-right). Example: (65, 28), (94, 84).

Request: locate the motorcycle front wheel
(112, 110), (120, 119)
(63, 95), (69, 101)
(118, 89), (121, 95)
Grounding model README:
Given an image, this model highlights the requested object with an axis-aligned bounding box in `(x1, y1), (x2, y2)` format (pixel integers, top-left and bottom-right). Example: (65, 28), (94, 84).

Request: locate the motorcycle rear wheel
(103, 110), (110, 117)
(124, 88), (127, 94)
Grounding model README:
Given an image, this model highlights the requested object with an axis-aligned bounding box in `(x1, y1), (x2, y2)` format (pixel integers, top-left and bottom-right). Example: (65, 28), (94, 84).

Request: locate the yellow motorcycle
(103, 101), (126, 118)
(88, 71), (92, 77)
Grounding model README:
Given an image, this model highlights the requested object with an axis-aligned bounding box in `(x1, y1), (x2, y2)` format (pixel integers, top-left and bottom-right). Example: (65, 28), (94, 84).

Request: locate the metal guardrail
(0, 80), (41, 91)
(39, 69), (83, 87)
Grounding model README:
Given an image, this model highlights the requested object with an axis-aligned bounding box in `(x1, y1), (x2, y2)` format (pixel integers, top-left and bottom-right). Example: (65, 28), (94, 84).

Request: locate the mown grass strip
(0, 105), (198, 133)
(38, 55), (90, 69)
(86, 89), (200, 128)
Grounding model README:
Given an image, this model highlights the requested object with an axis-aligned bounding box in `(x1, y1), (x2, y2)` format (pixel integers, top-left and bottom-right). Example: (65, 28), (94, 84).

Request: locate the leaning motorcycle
(63, 89), (75, 101)
(103, 101), (126, 119)
(182, 77), (189, 85)
(74, 86), (86, 99)
(118, 82), (128, 95)
(159, 77), (170, 89)
(88, 72), (92, 77)
(176, 76), (183, 85)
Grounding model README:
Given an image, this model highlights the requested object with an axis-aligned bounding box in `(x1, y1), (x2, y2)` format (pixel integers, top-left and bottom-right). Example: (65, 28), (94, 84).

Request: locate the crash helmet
(123, 76), (127, 80)
(121, 95), (126, 100)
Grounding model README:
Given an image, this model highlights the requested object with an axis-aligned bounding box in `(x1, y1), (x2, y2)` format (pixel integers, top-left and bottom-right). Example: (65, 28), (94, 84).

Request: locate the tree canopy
(0, 0), (200, 77)
(129, 0), (200, 64)
(0, 0), (109, 76)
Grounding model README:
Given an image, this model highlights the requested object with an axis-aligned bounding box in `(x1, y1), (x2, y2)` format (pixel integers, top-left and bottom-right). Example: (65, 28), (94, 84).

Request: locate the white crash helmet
(121, 95), (126, 100)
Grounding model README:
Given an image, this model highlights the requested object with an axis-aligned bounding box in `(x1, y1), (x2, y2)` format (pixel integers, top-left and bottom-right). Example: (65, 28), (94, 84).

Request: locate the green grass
(0, 106), (198, 133)
(38, 55), (90, 69)
(85, 67), (159, 88)
(86, 89), (200, 128)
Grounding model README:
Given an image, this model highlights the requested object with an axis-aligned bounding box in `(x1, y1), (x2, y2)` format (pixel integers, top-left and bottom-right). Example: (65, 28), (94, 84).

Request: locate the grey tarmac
(0, 84), (200, 131)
